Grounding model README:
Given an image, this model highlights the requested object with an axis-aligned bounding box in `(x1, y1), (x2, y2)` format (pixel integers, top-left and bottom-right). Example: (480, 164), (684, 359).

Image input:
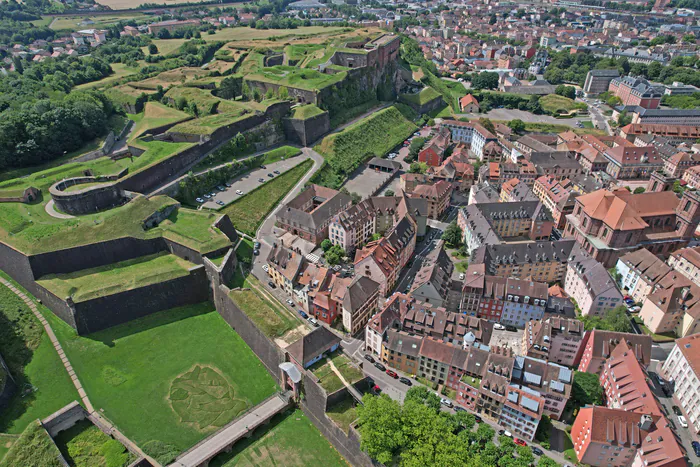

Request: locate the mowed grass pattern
(209, 409), (348, 467)
(44, 302), (278, 464)
(37, 252), (195, 302)
(219, 159), (313, 236)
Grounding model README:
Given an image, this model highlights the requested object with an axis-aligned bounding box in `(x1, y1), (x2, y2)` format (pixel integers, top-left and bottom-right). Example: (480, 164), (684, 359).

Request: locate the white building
(661, 333), (700, 434)
(565, 257), (623, 317)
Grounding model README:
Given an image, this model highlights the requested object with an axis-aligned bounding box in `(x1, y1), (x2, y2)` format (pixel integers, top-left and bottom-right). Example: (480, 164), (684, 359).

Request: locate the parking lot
(200, 154), (309, 209)
(342, 166), (394, 200)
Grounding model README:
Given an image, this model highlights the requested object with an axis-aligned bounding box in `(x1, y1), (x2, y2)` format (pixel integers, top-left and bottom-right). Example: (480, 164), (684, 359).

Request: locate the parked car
(254, 241), (261, 249)
(440, 398), (453, 408)
(514, 438), (527, 447)
(364, 354), (375, 364)
(502, 430), (513, 438)
(474, 415), (482, 423)
(672, 406), (682, 416)
(274, 170), (280, 174)
(494, 323), (506, 330)
(258, 178), (265, 183)
(692, 441), (700, 457)
(225, 182), (232, 188)
(459, 273), (465, 280)
(399, 377), (412, 386)
(286, 299), (294, 306)
(253, 249), (260, 256)
(308, 317), (319, 327)
(532, 448), (543, 456)
(236, 190), (243, 195)
(505, 325), (518, 332)
(260, 165), (267, 169)
(386, 369), (399, 379)
(268, 281), (276, 288)
(498, 429), (506, 435)
(203, 194), (212, 199)
(268, 173), (274, 178)
(195, 197), (204, 203)
(262, 264), (269, 273)
(454, 406), (466, 412)
(372, 384), (381, 394)
(678, 415), (688, 428)
(374, 362), (386, 371)
(298, 310), (308, 319)
(216, 200), (225, 206)
(217, 185), (225, 191)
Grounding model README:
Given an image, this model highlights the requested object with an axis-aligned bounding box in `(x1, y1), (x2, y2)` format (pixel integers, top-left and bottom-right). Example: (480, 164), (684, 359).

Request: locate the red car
(386, 369), (399, 379)
(372, 384), (381, 394)
(514, 438), (527, 447)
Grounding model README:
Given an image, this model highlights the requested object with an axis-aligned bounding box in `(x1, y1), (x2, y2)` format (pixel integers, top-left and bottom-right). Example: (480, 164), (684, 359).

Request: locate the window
(602, 227), (609, 238)
(583, 218), (588, 227)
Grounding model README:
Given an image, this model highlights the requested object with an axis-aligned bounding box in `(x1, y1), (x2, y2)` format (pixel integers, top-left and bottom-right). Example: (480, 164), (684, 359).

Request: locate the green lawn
(455, 261), (469, 273)
(76, 62), (145, 90)
(44, 301), (278, 465)
(247, 65), (346, 92)
(0, 434), (16, 462)
(0, 421), (63, 467)
(327, 398), (359, 434)
(209, 409), (348, 467)
(129, 102), (191, 141)
(291, 104), (326, 120)
(228, 276), (298, 339)
(54, 420), (135, 467)
(633, 317), (677, 342)
(168, 112), (250, 136)
(539, 94), (587, 115)
(399, 86), (442, 106)
(309, 352), (364, 394)
(0, 273), (79, 434)
(219, 159), (313, 236)
(581, 121), (594, 128)
(236, 238), (254, 264)
(62, 182), (111, 193)
(37, 252), (195, 303)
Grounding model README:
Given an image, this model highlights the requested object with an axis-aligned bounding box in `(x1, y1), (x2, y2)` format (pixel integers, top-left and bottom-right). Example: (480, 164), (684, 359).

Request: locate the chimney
(639, 414), (653, 431)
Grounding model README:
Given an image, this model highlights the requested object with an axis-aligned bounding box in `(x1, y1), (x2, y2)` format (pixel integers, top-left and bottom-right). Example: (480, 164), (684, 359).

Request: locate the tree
(321, 239), (332, 252)
(279, 86), (289, 99)
(325, 245), (346, 265)
(555, 85), (576, 100)
(633, 187), (646, 194)
(409, 161), (428, 174)
(148, 43), (158, 55)
(489, 13), (497, 24)
(472, 72), (499, 90)
(474, 423), (495, 444)
(405, 386), (441, 412)
(507, 119), (525, 133)
(357, 395), (404, 464)
(683, 34), (696, 44)
(478, 117), (495, 135)
(442, 221), (462, 247)
(570, 371), (604, 408)
(385, 189), (395, 196)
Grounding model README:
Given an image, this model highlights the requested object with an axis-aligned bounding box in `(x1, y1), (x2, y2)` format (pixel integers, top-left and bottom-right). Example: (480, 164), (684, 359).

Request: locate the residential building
(472, 239), (582, 283)
(500, 178), (536, 203)
(471, 123), (499, 161)
(428, 152), (475, 192)
(442, 120), (475, 144)
(267, 243), (305, 296)
(620, 124), (700, 146)
(583, 69), (620, 97)
(683, 164), (700, 190)
(528, 152), (584, 180)
(276, 185), (352, 245)
(629, 107), (700, 125)
(498, 385), (545, 441)
(639, 282), (700, 337)
(565, 256), (623, 317)
(522, 317), (584, 366)
(661, 333), (700, 434)
(469, 182), (500, 205)
(341, 276), (381, 334)
(410, 242), (460, 310)
(533, 176), (576, 230)
(460, 94), (480, 112)
(382, 330), (422, 375)
(418, 128), (450, 167)
(615, 248), (671, 303)
(408, 180), (453, 219)
(577, 330), (652, 375)
(354, 215), (416, 296)
(609, 75), (662, 109)
(667, 246), (700, 287)
(564, 188), (700, 268)
(499, 278), (548, 328)
(663, 151), (700, 179)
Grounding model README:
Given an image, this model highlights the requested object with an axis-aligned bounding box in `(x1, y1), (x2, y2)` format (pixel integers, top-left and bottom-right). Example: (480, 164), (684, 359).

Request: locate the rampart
(283, 111), (330, 147)
(50, 177), (127, 216)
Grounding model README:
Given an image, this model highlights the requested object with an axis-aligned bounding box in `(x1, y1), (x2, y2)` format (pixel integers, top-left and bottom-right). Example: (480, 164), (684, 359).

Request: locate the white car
(503, 430), (513, 438)
(236, 190), (243, 195)
(459, 273), (465, 280)
(678, 415), (688, 428)
(494, 323), (506, 330)
(195, 197), (204, 203)
(286, 299), (294, 305)
(262, 264), (269, 273)
(440, 398), (453, 408)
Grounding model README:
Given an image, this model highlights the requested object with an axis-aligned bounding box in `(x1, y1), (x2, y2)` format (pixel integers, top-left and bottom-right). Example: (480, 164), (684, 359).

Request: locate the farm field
(0, 273), (79, 435)
(37, 252), (195, 302)
(44, 301), (279, 465)
(50, 13), (152, 32)
(218, 158), (313, 236)
(209, 409), (348, 467)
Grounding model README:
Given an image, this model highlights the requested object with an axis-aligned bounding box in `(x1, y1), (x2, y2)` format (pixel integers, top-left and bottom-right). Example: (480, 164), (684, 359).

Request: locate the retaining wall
(50, 178), (127, 216)
(41, 401), (86, 437)
(215, 284), (285, 382)
(0, 352), (15, 411)
(283, 111), (330, 147)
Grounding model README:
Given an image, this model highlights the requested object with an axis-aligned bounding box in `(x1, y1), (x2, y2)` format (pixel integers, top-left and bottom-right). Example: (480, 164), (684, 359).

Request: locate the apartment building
(615, 248), (671, 303)
(499, 278), (548, 328)
(639, 282), (700, 338)
(267, 243), (305, 296)
(472, 239), (582, 283)
(408, 180), (453, 219)
(620, 123), (700, 146)
(609, 75), (662, 109)
(682, 164), (700, 190)
(471, 122), (499, 161)
(661, 333), (700, 434)
(533, 175), (576, 230)
(418, 128), (451, 167)
(522, 317), (584, 367)
(410, 243), (460, 310)
(577, 330), (652, 375)
(500, 178), (536, 203)
(583, 69), (620, 96)
(603, 145), (663, 180)
(564, 188), (700, 268)
(498, 385), (545, 442)
(667, 246), (700, 287)
(469, 182), (500, 205)
(341, 276), (381, 334)
(565, 256), (623, 317)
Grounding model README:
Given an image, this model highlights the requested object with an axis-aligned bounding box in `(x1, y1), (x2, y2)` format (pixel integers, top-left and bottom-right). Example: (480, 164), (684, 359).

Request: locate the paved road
(201, 155), (309, 209)
(458, 109), (588, 127)
(580, 98), (612, 135)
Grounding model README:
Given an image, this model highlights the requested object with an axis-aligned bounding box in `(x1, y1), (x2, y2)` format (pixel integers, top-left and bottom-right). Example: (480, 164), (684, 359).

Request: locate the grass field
(0, 422), (63, 467)
(316, 105), (417, 175)
(209, 408), (347, 467)
(247, 65), (346, 92)
(76, 62), (144, 90)
(219, 159), (312, 236)
(37, 252), (195, 302)
(327, 399), (358, 434)
(399, 86), (443, 106)
(228, 277), (298, 338)
(0, 273), (79, 434)
(236, 238), (254, 264)
(44, 301), (278, 465)
(291, 104), (326, 120)
(539, 94), (587, 115)
(0, 434), (16, 462)
(168, 111), (250, 136)
(309, 353), (364, 394)
(129, 102), (191, 141)
(54, 420), (135, 467)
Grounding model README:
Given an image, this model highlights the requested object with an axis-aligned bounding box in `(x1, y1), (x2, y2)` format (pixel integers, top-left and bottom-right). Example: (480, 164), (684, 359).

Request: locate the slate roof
(287, 326), (341, 366)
